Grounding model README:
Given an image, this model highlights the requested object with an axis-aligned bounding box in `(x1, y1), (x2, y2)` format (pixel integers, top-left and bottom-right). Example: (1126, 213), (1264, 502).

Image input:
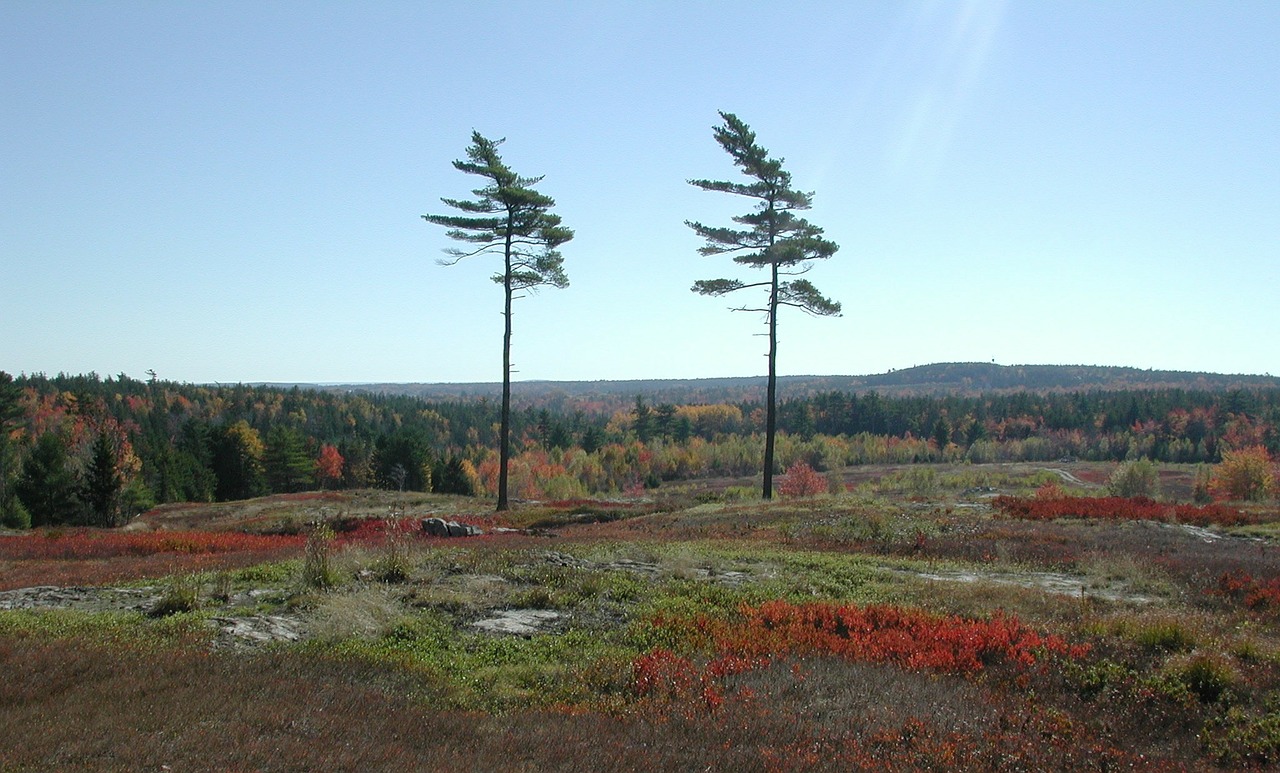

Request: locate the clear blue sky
(3, 1), (1277, 384)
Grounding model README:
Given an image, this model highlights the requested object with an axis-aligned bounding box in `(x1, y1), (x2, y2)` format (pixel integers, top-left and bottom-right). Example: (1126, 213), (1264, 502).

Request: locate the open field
(5, 463), (1280, 771)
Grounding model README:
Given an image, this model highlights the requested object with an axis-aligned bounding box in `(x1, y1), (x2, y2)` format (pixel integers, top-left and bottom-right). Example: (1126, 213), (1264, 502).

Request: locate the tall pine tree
(423, 132), (573, 511)
(687, 112), (841, 499)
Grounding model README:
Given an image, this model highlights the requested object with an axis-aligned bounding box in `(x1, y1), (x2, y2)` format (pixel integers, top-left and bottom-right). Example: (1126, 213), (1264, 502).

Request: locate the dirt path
(1042, 467), (1099, 488)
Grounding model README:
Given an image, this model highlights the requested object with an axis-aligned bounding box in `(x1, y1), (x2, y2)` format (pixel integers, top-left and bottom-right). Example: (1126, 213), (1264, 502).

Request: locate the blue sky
(3, 1), (1277, 384)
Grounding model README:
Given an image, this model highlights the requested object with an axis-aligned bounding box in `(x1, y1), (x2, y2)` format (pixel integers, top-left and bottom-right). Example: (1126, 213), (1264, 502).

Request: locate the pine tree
(423, 132), (573, 511)
(687, 112), (841, 498)
(0, 371), (29, 528)
(82, 430), (124, 526)
(17, 431), (79, 526)
(264, 425), (314, 493)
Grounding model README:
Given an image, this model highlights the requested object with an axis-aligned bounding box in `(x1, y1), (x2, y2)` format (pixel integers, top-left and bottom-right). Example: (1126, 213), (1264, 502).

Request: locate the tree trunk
(763, 262), (779, 500)
(497, 240), (514, 512)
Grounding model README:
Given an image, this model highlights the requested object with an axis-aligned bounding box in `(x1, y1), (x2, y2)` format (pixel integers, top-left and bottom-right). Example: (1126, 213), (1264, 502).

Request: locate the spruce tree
(687, 112), (841, 499)
(17, 431), (79, 526)
(423, 132), (573, 511)
(82, 430), (124, 526)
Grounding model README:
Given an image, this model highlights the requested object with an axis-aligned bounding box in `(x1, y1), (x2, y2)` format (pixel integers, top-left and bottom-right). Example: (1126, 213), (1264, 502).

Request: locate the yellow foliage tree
(1210, 446), (1274, 502)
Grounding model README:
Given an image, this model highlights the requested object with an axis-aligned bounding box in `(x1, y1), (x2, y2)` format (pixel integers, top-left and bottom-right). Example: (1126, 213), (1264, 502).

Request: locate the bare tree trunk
(497, 242), (513, 512)
(763, 262), (779, 500)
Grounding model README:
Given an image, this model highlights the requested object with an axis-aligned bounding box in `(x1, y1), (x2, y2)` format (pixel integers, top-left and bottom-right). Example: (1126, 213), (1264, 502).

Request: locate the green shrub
(1205, 708), (1280, 766)
(1107, 459), (1161, 498)
(1067, 659), (1133, 700)
(149, 574), (201, 617)
(1134, 620), (1195, 653)
(1177, 654), (1237, 704)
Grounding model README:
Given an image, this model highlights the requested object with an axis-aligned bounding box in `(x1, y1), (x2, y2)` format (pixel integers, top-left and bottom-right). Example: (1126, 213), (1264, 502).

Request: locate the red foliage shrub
(1216, 570), (1280, 613)
(636, 600), (1088, 702)
(0, 529), (305, 561)
(993, 495), (1254, 527)
(777, 461), (827, 498)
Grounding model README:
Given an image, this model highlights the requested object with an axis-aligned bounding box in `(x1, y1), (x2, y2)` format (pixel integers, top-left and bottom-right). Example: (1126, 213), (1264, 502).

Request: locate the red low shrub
(1216, 570), (1280, 613)
(636, 600), (1088, 700)
(993, 495), (1254, 527)
(0, 529), (306, 561)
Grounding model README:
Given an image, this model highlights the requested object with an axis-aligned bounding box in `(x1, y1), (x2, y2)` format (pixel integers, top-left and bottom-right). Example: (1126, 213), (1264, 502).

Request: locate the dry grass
(6, 468), (1280, 770)
(0, 632), (1184, 772)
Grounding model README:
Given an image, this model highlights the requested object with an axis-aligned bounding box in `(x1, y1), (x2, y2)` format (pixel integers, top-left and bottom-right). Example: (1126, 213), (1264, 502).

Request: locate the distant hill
(300, 363), (1280, 409)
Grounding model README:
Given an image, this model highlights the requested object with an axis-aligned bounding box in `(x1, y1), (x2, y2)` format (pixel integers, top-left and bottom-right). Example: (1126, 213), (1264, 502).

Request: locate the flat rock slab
(0, 585), (160, 613)
(210, 614), (306, 647)
(472, 609), (562, 636)
(901, 568), (1159, 604)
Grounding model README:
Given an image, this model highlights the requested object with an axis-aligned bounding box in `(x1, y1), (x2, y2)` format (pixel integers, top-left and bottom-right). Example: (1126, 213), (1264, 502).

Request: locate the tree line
(2, 369), (1278, 529)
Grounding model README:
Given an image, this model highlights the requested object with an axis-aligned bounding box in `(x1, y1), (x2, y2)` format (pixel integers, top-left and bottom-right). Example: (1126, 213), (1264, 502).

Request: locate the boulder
(421, 517), (449, 537)
(421, 517), (482, 537)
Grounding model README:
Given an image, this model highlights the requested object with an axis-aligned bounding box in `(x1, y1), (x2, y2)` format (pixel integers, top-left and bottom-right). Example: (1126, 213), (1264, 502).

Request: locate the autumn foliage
(315, 444), (345, 488)
(1216, 570), (1280, 614)
(776, 461), (827, 498)
(0, 529), (306, 561)
(993, 494), (1254, 527)
(1210, 445), (1276, 502)
(635, 600), (1086, 699)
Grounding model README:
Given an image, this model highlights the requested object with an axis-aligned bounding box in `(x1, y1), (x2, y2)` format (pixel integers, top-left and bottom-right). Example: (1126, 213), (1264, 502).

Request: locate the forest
(2, 368), (1278, 529)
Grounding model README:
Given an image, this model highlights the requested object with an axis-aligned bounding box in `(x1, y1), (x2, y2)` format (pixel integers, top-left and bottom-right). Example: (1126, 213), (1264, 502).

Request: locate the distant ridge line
(268, 362), (1280, 402)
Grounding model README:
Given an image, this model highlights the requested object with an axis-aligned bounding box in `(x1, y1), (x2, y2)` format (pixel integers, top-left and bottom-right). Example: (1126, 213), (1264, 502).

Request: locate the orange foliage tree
(1210, 446), (1275, 502)
(315, 444), (344, 489)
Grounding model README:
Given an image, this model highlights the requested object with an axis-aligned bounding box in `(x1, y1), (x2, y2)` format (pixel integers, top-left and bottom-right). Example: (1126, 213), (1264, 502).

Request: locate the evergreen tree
(423, 132), (573, 511)
(82, 430), (124, 526)
(432, 455), (475, 496)
(631, 396), (655, 442)
(16, 432), (79, 526)
(0, 371), (29, 528)
(211, 420), (266, 501)
(374, 428), (434, 492)
(687, 112), (841, 498)
(264, 425), (313, 493)
(580, 424), (605, 454)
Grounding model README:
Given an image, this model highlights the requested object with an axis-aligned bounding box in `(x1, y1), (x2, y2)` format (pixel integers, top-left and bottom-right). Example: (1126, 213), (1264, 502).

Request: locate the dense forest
(1, 370), (1278, 529)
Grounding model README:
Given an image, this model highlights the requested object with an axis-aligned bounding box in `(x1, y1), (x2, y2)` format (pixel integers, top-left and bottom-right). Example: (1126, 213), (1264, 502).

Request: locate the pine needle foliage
(423, 132), (573, 511)
(687, 112), (841, 499)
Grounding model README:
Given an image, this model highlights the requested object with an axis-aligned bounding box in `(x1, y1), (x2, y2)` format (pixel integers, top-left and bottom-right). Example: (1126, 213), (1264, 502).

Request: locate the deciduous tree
(315, 444), (344, 489)
(687, 112), (841, 498)
(423, 132), (573, 511)
(1211, 446), (1274, 502)
(1107, 458), (1161, 498)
